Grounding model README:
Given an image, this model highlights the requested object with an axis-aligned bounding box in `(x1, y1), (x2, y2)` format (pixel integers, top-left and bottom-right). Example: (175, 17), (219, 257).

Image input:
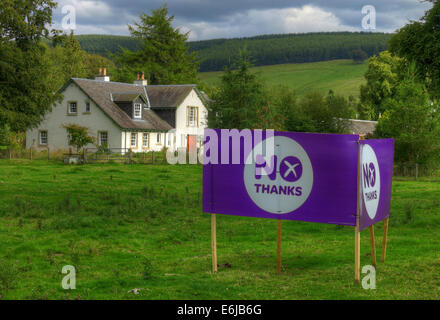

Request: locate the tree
(113, 4), (199, 85)
(389, 1), (440, 97)
(208, 51), (265, 129)
(359, 51), (407, 120)
(351, 49), (368, 64)
(0, 0), (61, 132)
(62, 124), (95, 153)
(374, 78), (440, 166)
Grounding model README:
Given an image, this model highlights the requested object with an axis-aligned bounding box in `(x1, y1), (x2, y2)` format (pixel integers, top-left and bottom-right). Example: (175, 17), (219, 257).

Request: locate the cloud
(181, 5), (357, 41)
(51, 0), (433, 39)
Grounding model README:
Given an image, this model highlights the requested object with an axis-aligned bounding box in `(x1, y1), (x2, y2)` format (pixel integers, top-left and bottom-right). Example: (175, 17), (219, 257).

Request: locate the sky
(52, 0), (433, 41)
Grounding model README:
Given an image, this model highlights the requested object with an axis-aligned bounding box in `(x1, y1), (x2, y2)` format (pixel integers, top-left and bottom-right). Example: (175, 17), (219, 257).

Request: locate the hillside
(199, 59), (368, 98)
(75, 32), (390, 72)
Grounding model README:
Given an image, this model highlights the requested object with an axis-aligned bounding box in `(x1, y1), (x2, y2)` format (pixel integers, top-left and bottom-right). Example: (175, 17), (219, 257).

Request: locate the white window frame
(68, 102), (78, 114)
(39, 131), (48, 145)
(131, 132), (137, 147)
(142, 133), (149, 148)
(133, 103), (142, 119)
(188, 106), (197, 127)
(98, 131), (108, 146)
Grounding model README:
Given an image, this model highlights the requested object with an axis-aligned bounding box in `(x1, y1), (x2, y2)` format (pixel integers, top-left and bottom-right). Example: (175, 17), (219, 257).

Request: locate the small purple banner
(358, 139), (394, 231)
(203, 129), (361, 226)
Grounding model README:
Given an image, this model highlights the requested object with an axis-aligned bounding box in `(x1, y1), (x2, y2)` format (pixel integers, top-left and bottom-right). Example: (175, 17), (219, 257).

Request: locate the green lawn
(199, 59), (368, 98)
(0, 160), (439, 299)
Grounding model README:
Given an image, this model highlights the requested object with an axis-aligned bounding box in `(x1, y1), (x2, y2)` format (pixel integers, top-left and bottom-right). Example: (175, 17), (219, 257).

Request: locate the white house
(26, 74), (208, 153)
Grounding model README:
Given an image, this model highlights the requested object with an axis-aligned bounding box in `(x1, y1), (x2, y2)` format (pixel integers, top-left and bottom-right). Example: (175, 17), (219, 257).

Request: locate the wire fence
(393, 163), (438, 179)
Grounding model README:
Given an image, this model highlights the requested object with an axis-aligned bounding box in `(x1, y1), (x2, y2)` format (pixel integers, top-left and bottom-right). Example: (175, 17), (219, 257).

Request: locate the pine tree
(114, 4), (199, 85)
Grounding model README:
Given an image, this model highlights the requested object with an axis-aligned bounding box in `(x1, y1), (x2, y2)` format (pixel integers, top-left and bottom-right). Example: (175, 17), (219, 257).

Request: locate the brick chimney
(95, 67), (110, 82)
(134, 71), (147, 86)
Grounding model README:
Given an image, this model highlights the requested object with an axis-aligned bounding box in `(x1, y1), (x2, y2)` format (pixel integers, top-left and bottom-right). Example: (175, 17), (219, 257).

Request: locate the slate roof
(146, 85), (196, 108)
(69, 78), (173, 131)
(347, 119), (378, 136)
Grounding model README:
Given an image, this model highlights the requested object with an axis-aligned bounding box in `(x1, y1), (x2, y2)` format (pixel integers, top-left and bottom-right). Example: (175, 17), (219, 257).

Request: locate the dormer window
(133, 103), (142, 119)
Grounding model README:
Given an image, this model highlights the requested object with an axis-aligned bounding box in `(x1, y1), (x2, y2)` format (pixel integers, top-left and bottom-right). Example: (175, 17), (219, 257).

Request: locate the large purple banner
(358, 139), (394, 231)
(203, 129), (360, 226)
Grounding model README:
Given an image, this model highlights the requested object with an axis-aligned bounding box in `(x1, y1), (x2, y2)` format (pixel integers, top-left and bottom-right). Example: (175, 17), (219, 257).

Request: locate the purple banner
(358, 139), (394, 231)
(203, 129), (360, 226)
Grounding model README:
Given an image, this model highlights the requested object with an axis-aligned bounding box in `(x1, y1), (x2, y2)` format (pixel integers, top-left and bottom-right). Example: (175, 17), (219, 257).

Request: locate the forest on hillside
(76, 32), (391, 72)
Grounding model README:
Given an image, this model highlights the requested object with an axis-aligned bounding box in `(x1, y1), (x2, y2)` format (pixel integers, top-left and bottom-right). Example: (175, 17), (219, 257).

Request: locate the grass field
(199, 59), (368, 98)
(0, 160), (439, 300)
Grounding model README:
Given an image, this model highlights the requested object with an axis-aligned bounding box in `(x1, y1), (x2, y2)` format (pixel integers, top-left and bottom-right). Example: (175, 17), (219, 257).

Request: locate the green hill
(75, 32), (389, 72)
(199, 59), (368, 98)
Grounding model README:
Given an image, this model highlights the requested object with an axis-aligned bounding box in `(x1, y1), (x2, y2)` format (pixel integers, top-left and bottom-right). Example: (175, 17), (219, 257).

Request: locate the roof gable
(146, 85), (195, 108)
(69, 78), (172, 131)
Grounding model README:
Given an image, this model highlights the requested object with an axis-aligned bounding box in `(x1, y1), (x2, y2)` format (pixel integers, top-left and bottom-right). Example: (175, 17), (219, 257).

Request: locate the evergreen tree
(208, 51), (265, 129)
(114, 4), (199, 85)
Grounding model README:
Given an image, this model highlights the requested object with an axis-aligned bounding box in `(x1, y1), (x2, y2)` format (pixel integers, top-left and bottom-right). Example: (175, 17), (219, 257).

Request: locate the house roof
(146, 85), (196, 108)
(112, 92), (145, 103)
(69, 78), (173, 131)
(347, 119), (378, 136)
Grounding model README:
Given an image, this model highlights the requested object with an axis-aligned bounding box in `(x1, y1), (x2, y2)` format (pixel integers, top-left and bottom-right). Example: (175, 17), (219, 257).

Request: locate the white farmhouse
(26, 73), (208, 153)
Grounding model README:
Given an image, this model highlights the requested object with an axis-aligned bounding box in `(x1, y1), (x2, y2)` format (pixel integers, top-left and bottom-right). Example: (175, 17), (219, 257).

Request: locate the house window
(157, 133), (161, 144)
(133, 103), (142, 119)
(98, 131), (108, 146)
(85, 102), (91, 113)
(167, 134), (171, 146)
(68, 102), (78, 114)
(142, 133), (149, 148)
(39, 131), (48, 145)
(187, 106), (198, 127)
(131, 132), (137, 147)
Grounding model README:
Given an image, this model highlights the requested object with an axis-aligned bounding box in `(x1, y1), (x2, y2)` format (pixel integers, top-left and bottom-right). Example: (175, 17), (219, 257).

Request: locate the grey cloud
(52, 0), (433, 39)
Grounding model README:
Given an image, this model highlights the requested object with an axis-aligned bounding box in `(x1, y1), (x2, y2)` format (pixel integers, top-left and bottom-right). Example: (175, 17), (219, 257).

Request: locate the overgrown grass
(0, 160), (439, 299)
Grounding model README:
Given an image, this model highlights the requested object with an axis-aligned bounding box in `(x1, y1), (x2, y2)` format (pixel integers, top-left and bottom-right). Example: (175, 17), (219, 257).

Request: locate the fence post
(47, 147), (50, 161)
(83, 148), (87, 164)
(415, 163), (419, 181)
(152, 151), (154, 164)
(30, 147), (33, 160)
(129, 149), (133, 164)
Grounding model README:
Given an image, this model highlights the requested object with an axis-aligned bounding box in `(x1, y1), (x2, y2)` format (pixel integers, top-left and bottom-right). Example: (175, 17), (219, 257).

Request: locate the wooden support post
(381, 217), (389, 263)
(369, 225), (376, 268)
(47, 147), (50, 161)
(152, 151), (155, 164)
(211, 214), (218, 273)
(276, 220), (282, 275)
(355, 221), (360, 283)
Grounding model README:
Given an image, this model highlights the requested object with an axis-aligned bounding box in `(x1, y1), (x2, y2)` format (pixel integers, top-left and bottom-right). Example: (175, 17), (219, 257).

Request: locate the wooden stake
(211, 213), (218, 273)
(369, 225), (376, 268)
(276, 220), (282, 274)
(355, 137), (362, 283)
(381, 217), (389, 263)
(355, 221), (360, 283)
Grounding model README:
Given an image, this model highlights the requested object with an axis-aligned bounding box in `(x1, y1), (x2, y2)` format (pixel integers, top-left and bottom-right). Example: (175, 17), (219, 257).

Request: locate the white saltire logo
(243, 136), (313, 214)
(361, 144), (380, 219)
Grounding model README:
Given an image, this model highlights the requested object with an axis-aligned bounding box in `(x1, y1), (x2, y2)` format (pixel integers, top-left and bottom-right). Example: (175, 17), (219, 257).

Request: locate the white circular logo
(243, 136), (314, 214)
(361, 144), (380, 219)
